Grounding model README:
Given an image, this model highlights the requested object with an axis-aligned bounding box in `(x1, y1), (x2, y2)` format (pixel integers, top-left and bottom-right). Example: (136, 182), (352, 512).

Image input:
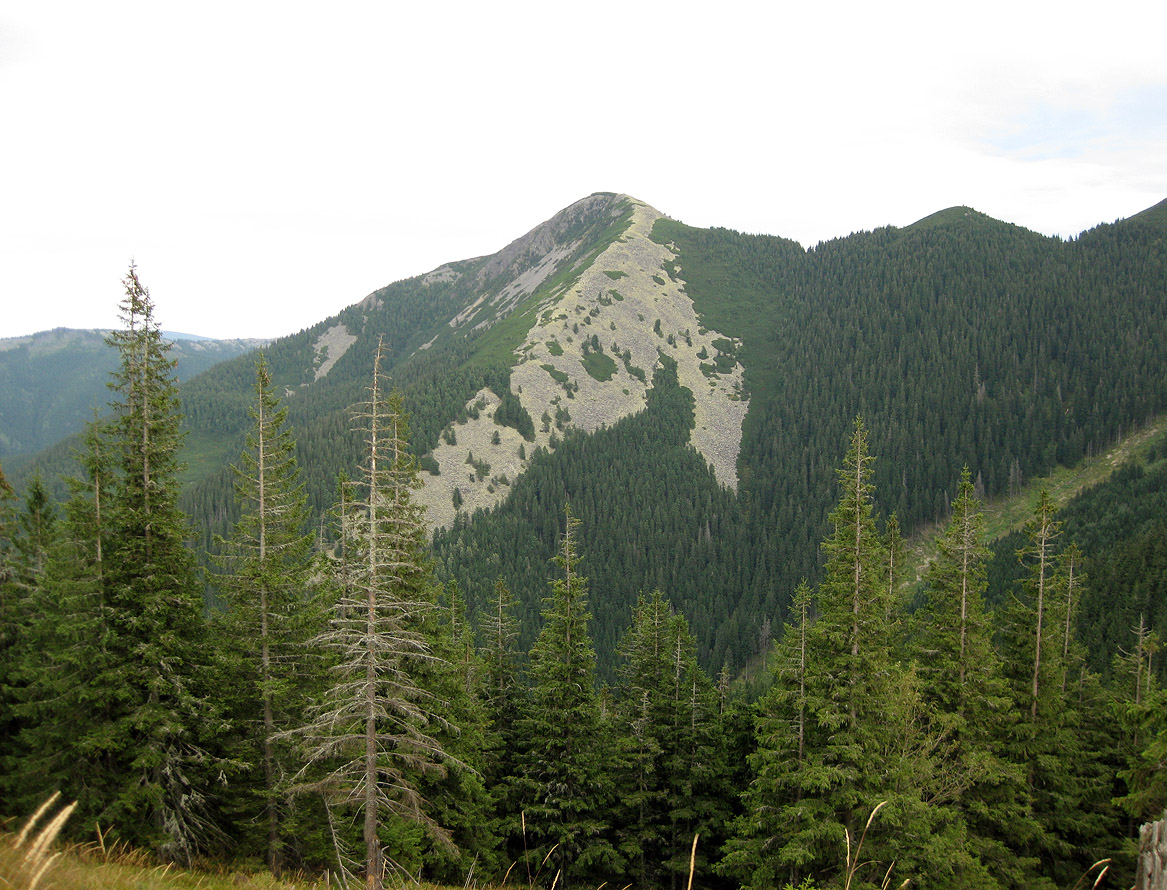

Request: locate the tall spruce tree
(214, 353), (320, 872)
(1113, 620), (1166, 828)
(407, 579), (496, 882)
(912, 469), (1038, 889)
(99, 265), (220, 862)
(8, 473), (56, 599)
(478, 577), (528, 867)
(517, 505), (617, 888)
(720, 581), (816, 889)
(293, 339), (455, 890)
(0, 474), (56, 751)
(725, 419), (940, 888)
(998, 491), (1071, 873)
(998, 492), (1117, 884)
(0, 462), (17, 785)
(0, 469), (50, 793)
(614, 590), (729, 890)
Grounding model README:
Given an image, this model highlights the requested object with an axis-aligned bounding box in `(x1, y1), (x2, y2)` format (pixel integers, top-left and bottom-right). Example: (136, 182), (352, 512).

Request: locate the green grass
(0, 796), (472, 890)
(178, 431), (237, 486)
(540, 364), (569, 386)
(581, 351), (618, 382)
(648, 217), (802, 437)
(908, 414), (1167, 569)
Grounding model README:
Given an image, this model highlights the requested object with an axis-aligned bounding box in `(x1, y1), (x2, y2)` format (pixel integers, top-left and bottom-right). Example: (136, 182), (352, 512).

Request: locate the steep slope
(1115, 195), (1167, 231)
(416, 199), (748, 527)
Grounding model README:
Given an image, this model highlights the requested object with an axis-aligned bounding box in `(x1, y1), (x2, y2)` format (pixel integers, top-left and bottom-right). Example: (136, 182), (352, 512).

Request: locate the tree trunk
(1137, 811), (1167, 890)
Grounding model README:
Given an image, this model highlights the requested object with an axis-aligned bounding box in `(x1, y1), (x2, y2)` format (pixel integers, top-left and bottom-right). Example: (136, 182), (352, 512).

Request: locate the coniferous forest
(3, 195), (1167, 890)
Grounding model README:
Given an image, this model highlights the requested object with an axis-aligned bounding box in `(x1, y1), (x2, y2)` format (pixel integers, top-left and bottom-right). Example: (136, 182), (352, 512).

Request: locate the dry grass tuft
(2, 792), (78, 890)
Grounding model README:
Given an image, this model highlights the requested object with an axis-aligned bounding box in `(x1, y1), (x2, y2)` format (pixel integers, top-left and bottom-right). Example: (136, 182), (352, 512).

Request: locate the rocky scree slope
(415, 197), (748, 529)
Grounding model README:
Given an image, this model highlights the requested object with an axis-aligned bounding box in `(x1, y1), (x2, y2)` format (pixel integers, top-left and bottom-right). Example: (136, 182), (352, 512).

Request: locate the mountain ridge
(0, 328), (268, 458)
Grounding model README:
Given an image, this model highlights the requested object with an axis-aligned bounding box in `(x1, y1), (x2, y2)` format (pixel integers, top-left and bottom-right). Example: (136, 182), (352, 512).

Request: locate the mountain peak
(414, 196), (748, 528)
(904, 205), (995, 232)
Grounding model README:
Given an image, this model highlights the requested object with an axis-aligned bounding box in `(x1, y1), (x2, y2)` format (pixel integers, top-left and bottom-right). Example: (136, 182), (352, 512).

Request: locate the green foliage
(541, 363), (569, 385)
(514, 506), (618, 887)
(581, 350), (618, 382)
(0, 461), (18, 768)
(8, 268), (225, 863)
(290, 344), (460, 889)
(651, 211), (1167, 676)
(911, 469), (1039, 887)
(211, 353), (323, 872)
(995, 494), (1121, 884)
(492, 386), (536, 441)
(434, 359), (750, 676)
(612, 591), (731, 889)
(6, 197), (1167, 888)
(19, 196), (1167, 694)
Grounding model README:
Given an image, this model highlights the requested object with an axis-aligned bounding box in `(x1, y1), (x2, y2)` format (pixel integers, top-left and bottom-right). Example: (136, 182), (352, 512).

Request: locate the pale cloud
(1, 1), (1165, 339)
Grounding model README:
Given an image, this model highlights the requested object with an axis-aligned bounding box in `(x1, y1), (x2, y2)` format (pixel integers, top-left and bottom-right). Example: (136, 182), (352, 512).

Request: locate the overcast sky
(3, 2), (1165, 340)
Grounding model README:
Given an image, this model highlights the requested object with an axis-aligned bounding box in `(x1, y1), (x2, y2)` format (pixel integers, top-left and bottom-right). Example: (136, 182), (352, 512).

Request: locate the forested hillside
(6, 194), (1167, 678)
(0, 328), (266, 458)
(4, 204), (1167, 888)
(640, 204), (1167, 669)
(433, 199), (1167, 673)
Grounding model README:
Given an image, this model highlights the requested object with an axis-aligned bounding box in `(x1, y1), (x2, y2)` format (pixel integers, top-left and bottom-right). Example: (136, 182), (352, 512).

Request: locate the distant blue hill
(0, 328), (268, 457)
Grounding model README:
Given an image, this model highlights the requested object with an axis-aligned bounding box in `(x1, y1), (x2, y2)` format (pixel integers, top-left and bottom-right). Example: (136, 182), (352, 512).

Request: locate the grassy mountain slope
(901, 413), (1167, 683)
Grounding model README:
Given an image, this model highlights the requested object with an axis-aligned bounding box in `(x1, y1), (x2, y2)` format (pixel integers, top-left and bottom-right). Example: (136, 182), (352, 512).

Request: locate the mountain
(9, 192), (1167, 675)
(0, 328), (268, 458)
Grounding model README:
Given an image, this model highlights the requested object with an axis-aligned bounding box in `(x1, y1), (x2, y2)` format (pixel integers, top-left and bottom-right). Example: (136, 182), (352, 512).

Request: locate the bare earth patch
(312, 324), (357, 381)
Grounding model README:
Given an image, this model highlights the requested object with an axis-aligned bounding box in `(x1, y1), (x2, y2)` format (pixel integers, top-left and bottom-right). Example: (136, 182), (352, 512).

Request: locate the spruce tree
(5, 421), (116, 821)
(998, 491), (1071, 873)
(912, 468), (1037, 889)
(8, 473), (56, 598)
(725, 419), (938, 887)
(408, 579), (496, 882)
(478, 576), (528, 866)
(613, 592), (671, 885)
(517, 505), (617, 888)
(97, 265), (220, 862)
(720, 581), (816, 889)
(1, 475), (56, 719)
(614, 591), (729, 890)
(1113, 620), (1166, 827)
(0, 470), (53, 794)
(214, 352), (320, 872)
(0, 463), (17, 780)
(999, 492), (1116, 884)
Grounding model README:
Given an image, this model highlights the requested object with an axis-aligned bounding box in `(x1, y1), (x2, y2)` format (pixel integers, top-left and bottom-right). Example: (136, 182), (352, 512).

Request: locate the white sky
(3, 1), (1166, 340)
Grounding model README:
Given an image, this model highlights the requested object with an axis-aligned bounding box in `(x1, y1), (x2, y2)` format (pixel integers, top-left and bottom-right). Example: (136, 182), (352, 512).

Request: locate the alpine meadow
(2, 192), (1167, 890)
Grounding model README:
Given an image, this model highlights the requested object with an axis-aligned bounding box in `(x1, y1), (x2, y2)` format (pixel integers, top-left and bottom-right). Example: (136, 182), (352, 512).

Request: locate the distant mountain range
(0, 328), (267, 457)
(6, 192), (1167, 675)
